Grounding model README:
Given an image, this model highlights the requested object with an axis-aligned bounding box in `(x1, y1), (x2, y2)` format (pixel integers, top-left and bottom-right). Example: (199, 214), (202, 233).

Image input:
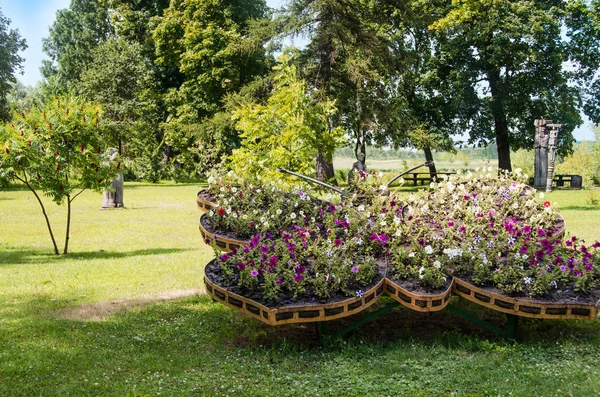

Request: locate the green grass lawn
(1, 183), (599, 396)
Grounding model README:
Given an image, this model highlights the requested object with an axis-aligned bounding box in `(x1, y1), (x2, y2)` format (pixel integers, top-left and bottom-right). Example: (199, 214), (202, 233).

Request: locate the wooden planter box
(204, 261), (386, 326)
(385, 278), (453, 312)
(199, 214), (249, 252)
(196, 189), (217, 212)
(453, 278), (600, 321)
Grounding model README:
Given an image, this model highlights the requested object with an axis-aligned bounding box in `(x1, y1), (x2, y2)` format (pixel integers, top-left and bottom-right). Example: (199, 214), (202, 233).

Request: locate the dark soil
(387, 274), (453, 296)
(200, 213), (250, 242)
(204, 259), (387, 309)
(197, 189), (216, 203)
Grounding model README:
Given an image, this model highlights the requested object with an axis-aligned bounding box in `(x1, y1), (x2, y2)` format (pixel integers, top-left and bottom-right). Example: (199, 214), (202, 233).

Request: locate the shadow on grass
(2, 293), (599, 395)
(0, 247), (196, 266)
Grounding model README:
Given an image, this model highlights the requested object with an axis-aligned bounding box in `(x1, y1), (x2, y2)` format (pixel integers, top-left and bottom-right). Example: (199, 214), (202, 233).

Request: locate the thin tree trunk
(424, 146), (437, 179)
(63, 196), (72, 254)
(19, 175), (59, 255)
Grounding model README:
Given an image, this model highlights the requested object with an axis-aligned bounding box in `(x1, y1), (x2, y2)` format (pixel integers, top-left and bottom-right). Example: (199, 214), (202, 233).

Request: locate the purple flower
(329, 203), (336, 214)
(520, 245), (528, 254)
(269, 255), (279, 266)
(294, 274), (303, 282)
(463, 195), (469, 200)
(237, 262), (246, 271)
(260, 245), (269, 253)
(277, 277), (283, 285)
(334, 238), (342, 247)
(523, 226), (531, 234)
(447, 221), (454, 227)
(250, 269), (259, 277)
(537, 228), (545, 237)
(351, 266), (359, 273)
(560, 265), (567, 272)
(219, 254), (230, 262)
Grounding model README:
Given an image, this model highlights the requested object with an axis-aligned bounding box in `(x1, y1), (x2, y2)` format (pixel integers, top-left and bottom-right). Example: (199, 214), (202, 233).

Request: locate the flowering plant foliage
(204, 172), (323, 239)
(205, 168), (600, 304)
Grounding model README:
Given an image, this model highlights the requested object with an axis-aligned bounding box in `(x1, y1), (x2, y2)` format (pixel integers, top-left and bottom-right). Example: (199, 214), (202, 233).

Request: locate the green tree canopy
(42, 0), (114, 87)
(430, 0), (584, 171)
(0, 8), (26, 121)
(230, 53), (345, 180)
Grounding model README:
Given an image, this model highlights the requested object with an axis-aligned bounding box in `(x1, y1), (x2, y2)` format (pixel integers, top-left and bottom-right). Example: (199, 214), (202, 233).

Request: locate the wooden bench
(553, 174), (582, 188)
(405, 172), (457, 186)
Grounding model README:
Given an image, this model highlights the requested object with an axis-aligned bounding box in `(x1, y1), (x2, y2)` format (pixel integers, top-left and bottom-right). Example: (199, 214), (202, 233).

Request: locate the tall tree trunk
(423, 146), (437, 179)
(487, 70), (512, 172)
(316, 151), (334, 182)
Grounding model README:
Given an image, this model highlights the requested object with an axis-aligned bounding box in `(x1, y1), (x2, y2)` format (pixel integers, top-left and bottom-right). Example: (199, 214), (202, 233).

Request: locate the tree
(229, 53), (344, 180)
(78, 38), (161, 180)
(0, 8), (27, 121)
(283, 0), (393, 179)
(42, 0), (113, 87)
(431, 0), (582, 171)
(152, 0), (271, 177)
(0, 97), (119, 254)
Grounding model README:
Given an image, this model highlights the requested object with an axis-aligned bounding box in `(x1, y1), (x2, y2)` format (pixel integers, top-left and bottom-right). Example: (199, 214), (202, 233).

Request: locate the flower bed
(198, 170), (600, 321)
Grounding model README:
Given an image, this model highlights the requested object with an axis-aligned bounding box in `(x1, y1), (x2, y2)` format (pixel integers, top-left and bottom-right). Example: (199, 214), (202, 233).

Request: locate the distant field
(334, 156), (495, 171)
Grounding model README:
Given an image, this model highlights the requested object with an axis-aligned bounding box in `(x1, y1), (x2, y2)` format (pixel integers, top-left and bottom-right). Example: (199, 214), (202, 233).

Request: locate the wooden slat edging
(204, 274), (386, 326)
(196, 191), (217, 212)
(199, 214), (249, 253)
(385, 278), (453, 312)
(452, 278), (599, 320)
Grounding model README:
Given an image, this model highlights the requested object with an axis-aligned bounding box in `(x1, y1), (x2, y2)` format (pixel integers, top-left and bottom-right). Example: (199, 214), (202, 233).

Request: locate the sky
(0, 0), (596, 141)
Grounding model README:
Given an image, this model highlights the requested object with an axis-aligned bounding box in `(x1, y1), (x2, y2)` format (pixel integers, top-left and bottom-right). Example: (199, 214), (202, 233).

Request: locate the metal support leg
(447, 303), (519, 340)
(315, 302), (400, 345)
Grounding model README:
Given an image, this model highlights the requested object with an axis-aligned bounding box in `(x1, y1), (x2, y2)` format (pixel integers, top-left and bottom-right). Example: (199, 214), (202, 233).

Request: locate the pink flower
(250, 269), (259, 277)
(544, 201), (551, 208)
(351, 266), (359, 273)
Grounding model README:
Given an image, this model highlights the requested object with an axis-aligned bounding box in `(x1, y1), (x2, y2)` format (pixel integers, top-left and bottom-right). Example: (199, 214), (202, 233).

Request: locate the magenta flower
(523, 226), (531, 234)
(447, 221), (454, 227)
(351, 266), (359, 273)
(334, 238), (342, 247)
(250, 269), (259, 277)
(459, 226), (466, 233)
(463, 195), (469, 200)
(520, 245), (528, 254)
(269, 255), (279, 266)
(294, 273), (303, 282)
(560, 265), (567, 272)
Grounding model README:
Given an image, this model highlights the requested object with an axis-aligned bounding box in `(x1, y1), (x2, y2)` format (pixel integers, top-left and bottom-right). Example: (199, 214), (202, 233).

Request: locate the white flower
(276, 209), (282, 215)
(434, 260), (442, 269)
(260, 216), (266, 223)
(207, 176), (216, 184)
(357, 205), (365, 212)
(393, 217), (401, 225)
(408, 252), (416, 258)
(263, 221), (269, 228)
(380, 220), (387, 227)
(290, 212), (297, 219)
(379, 184), (387, 191)
(515, 168), (522, 175)
(395, 229), (402, 237)
(424, 245), (434, 255)
(253, 210), (258, 215)
(220, 187), (225, 192)
(231, 186), (237, 193)
(242, 214), (248, 220)
(539, 192), (545, 199)
(232, 212), (238, 218)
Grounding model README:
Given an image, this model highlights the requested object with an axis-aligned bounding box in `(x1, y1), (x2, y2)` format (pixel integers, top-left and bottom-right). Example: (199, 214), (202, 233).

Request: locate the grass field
(1, 183), (600, 396)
